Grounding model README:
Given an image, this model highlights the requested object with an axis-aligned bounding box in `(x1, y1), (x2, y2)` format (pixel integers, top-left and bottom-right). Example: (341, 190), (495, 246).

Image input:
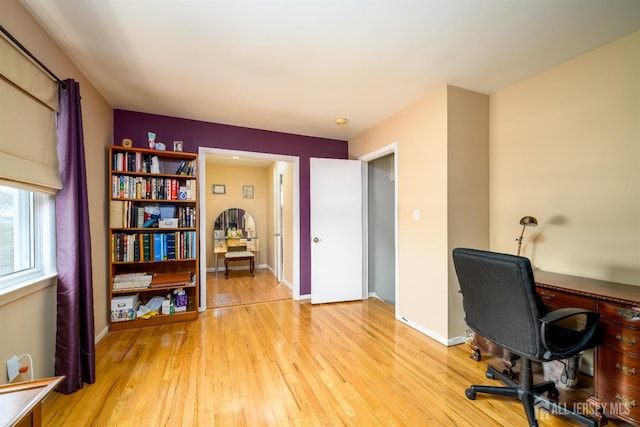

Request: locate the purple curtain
(55, 79), (96, 393)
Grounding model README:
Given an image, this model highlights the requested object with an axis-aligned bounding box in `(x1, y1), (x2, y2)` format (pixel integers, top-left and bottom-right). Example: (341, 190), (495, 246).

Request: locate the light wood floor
(206, 268), (292, 308)
(42, 298), (631, 426)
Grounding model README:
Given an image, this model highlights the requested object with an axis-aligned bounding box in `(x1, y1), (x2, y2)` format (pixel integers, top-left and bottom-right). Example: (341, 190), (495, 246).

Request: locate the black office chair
(452, 248), (600, 427)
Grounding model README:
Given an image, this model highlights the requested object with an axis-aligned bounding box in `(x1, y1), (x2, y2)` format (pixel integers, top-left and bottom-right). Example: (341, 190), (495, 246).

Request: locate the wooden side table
(0, 376), (65, 427)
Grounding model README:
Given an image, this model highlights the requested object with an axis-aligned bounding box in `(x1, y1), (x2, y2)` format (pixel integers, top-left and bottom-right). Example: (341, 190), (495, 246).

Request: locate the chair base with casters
(466, 357), (597, 427)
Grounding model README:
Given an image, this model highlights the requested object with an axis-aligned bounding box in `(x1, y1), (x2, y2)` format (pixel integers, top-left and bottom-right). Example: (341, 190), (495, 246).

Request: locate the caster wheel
(486, 371), (494, 380)
(465, 388), (477, 400)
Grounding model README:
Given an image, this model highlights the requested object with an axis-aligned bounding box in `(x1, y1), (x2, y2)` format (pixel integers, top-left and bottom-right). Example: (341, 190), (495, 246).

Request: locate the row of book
(110, 201), (196, 229)
(112, 175), (196, 201)
(175, 159), (197, 176)
(112, 152), (196, 176)
(112, 272), (152, 290)
(112, 271), (194, 290)
(111, 231), (197, 262)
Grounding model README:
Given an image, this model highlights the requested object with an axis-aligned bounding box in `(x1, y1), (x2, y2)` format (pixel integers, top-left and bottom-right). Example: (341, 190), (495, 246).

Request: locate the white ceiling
(19, 0), (640, 141)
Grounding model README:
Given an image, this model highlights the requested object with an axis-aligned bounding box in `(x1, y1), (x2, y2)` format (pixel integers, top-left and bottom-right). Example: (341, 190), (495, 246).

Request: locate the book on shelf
(110, 201), (124, 228)
(112, 272), (152, 290)
(166, 233), (176, 260)
(150, 271), (193, 288)
(150, 155), (161, 174)
(142, 234), (151, 261)
(153, 234), (163, 261)
(175, 160), (187, 175)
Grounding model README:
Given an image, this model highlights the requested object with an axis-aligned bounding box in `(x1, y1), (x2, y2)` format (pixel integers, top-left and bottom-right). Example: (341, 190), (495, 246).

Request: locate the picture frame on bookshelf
(212, 184), (226, 195)
(243, 185), (254, 199)
(173, 140), (183, 152)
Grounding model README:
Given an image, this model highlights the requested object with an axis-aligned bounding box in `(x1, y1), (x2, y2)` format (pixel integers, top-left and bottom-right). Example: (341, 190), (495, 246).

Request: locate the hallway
(207, 269), (292, 308)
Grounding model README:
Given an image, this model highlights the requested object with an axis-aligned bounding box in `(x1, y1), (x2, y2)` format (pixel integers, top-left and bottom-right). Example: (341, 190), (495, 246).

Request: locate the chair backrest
(452, 248), (546, 359)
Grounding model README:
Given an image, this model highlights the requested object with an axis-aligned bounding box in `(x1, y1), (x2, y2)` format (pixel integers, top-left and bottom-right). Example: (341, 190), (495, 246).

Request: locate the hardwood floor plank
(42, 298), (632, 426)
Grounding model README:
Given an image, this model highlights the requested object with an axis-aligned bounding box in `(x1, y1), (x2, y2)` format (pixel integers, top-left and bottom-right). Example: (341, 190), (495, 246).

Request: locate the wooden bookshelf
(108, 146), (199, 331)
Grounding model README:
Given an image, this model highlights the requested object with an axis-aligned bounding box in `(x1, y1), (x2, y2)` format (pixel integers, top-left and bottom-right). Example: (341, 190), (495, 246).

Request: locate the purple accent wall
(114, 109), (348, 295)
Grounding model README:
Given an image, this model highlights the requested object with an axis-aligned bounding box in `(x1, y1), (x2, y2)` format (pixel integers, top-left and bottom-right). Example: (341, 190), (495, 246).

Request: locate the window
(0, 184), (56, 294)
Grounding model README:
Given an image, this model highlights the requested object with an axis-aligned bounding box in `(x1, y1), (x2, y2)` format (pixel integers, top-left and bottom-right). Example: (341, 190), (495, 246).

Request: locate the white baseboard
(396, 314), (462, 346)
(281, 279), (293, 291)
(95, 325), (109, 344)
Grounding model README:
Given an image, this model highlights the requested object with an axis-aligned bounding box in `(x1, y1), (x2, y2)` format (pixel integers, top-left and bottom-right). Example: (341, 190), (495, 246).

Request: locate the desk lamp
(516, 216), (538, 256)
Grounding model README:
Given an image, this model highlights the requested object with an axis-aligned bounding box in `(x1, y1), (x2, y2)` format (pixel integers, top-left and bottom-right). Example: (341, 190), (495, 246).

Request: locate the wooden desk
(472, 271), (640, 425)
(0, 376), (65, 427)
(534, 271), (640, 425)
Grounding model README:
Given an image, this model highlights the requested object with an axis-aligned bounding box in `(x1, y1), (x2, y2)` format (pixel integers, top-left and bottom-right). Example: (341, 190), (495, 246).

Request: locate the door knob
(313, 237), (319, 243)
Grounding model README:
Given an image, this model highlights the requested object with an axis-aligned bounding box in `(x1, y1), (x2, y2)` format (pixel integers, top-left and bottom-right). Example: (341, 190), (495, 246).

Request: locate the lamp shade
(519, 216), (538, 227)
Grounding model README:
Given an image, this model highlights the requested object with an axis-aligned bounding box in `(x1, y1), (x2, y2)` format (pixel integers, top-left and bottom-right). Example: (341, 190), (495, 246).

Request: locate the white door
(310, 157), (364, 304)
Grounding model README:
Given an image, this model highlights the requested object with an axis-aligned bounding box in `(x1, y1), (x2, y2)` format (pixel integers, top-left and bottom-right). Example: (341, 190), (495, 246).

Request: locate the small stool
(224, 251), (255, 279)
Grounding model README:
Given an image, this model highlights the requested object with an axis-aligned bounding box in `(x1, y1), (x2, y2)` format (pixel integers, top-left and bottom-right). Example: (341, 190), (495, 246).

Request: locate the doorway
(360, 142), (398, 310)
(367, 153), (396, 304)
(197, 147), (300, 310)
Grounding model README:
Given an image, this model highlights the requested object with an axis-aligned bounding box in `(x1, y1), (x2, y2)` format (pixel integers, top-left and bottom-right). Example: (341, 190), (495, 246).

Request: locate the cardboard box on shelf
(111, 294), (140, 322)
(158, 218), (178, 228)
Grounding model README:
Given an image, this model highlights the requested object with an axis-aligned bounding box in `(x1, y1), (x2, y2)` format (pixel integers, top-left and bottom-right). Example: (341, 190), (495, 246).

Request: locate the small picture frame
(173, 140), (184, 152)
(212, 184), (226, 195)
(243, 185), (254, 199)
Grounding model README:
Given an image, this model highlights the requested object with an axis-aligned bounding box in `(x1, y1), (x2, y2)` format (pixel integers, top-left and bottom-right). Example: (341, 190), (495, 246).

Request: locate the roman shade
(0, 33), (61, 192)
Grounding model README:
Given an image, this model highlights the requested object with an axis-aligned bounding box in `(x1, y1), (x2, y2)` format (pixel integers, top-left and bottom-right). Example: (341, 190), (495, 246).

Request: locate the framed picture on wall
(243, 185), (254, 199)
(212, 184), (226, 194)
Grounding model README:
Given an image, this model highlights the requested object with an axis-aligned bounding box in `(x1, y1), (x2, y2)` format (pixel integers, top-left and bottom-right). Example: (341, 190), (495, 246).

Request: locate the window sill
(0, 273), (57, 308)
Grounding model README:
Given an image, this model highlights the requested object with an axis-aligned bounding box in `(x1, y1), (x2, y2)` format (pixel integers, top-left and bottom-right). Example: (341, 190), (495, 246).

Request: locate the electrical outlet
(7, 355), (20, 382)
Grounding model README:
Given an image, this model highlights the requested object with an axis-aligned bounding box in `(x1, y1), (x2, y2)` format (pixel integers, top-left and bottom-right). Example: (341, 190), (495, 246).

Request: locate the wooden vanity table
(212, 208), (260, 274)
(213, 237), (260, 273)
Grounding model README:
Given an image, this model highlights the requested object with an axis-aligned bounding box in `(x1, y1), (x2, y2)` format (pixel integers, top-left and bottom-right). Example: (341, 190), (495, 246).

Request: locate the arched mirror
(213, 208), (257, 238)
(213, 209), (260, 273)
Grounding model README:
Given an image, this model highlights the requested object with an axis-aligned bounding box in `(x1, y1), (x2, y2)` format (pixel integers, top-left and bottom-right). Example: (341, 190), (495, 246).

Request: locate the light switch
(413, 209), (420, 221)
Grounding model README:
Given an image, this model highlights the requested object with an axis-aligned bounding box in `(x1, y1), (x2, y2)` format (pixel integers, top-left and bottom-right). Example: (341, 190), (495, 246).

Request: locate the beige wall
(447, 86), (490, 338)
(490, 30), (640, 284)
(350, 85), (489, 343)
(205, 163), (269, 268)
(351, 31), (639, 344)
(0, 0), (112, 384)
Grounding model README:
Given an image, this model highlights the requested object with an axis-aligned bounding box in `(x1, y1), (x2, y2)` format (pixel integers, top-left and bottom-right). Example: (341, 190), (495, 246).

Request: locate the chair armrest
(540, 308), (600, 360)
(540, 308), (597, 325)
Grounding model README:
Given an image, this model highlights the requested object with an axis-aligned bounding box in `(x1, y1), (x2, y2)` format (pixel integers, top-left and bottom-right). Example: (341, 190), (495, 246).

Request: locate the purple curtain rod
(0, 23), (67, 90)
